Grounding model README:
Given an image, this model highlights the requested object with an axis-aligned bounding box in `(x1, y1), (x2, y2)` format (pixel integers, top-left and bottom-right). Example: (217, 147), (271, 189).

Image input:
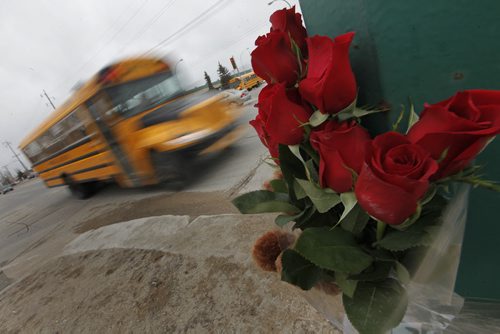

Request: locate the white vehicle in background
(219, 89), (251, 106)
(1, 184), (14, 194)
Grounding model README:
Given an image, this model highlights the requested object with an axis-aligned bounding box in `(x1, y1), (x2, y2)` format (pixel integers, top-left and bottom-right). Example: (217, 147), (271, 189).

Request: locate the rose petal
(264, 84), (310, 145)
(269, 5), (308, 53)
(299, 33), (357, 114)
(355, 163), (419, 225)
(318, 148), (355, 193)
(310, 120), (370, 173)
(251, 31), (299, 86)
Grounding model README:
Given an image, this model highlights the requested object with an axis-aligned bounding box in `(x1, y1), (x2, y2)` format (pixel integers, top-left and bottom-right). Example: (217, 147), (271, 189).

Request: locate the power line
(52, 0), (151, 93)
(188, 21), (267, 70)
(144, 0), (229, 55)
(118, 0), (178, 54)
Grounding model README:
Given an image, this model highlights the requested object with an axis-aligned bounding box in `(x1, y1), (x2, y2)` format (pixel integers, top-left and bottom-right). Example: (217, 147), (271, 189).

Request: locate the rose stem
(376, 220), (386, 242)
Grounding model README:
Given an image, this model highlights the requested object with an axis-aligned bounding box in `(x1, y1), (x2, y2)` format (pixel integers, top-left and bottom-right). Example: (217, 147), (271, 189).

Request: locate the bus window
(61, 109), (87, 146)
(24, 141), (42, 163)
(106, 72), (183, 118)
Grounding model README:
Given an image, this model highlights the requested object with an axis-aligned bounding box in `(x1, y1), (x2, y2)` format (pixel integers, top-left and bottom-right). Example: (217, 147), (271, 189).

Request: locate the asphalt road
(0, 87), (269, 281)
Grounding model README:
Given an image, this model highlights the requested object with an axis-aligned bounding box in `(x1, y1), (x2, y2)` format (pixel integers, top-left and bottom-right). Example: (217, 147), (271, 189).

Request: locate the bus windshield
(106, 72), (183, 118)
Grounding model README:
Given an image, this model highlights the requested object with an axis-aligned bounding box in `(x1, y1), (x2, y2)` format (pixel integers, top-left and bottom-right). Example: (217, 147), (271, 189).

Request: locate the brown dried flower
(252, 230), (295, 272)
(275, 252), (284, 274)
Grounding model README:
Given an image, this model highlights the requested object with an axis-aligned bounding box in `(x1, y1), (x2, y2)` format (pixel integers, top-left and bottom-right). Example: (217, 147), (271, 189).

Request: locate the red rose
(299, 32), (357, 114)
(250, 84), (311, 156)
(251, 31), (301, 86)
(250, 114), (279, 159)
(269, 5), (308, 54)
(355, 132), (439, 225)
(408, 90), (500, 178)
(310, 120), (371, 193)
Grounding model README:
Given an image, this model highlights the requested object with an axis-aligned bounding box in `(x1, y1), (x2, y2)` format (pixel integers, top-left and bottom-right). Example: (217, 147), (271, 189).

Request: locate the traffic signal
(229, 57), (237, 70)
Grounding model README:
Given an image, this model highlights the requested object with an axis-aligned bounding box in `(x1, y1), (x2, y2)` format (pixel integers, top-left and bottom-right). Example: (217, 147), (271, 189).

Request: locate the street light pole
(41, 89), (56, 110)
(2, 141), (29, 171)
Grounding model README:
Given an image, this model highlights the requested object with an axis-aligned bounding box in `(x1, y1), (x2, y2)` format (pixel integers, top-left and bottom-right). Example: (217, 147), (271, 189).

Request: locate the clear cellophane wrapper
(300, 184), (474, 333)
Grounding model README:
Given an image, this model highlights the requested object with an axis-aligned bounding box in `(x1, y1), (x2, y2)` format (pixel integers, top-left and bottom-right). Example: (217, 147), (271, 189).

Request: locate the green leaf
(305, 159), (319, 183)
(275, 213), (300, 227)
(278, 144), (307, 202)
(275, 206), (314, 227)
(376, 214), (440, 251)
(232, 190), (299, 214)
(280, 249), (322, 290)
(335, 272), (358, 298)
(294, 227), (373, 274)
(349, 261), (393, 282)
(294, 210), (338, 230)
(394, 261), (410, 285)
(352, 107), (387, 118)
(293, 179), (307, 199)
(269, 179), (288, 193)
(391, 203), (422, 231)
(377, 228), (430, 251)
(421, 193), (448, 215)
(337, 102), (386, 122)
(392, 104), (405, 132)
(339, 192), (357, 221)
(301, 141), (320, 165)
(288, 145), (312, 181)
(334, 97), (358, 121)
(295, 179), (341, 213)
(340, 204), (370, 234)
(368, 248), (395, 262)
(406, 101), (419, 134)
(309, 110), (329, 127)
(420, 184), (437, 206)
(343, 279), (408, 334)
(288, 145), (304, 164)
(338, 192), (369, 234)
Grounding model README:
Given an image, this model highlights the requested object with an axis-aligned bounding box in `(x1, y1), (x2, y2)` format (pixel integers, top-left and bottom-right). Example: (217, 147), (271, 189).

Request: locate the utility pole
(41, 89), (56, 110)
(3, 141), (29, 171)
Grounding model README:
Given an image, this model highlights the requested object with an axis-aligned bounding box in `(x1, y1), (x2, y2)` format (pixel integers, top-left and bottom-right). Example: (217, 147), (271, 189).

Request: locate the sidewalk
(0, 213), (338, 333)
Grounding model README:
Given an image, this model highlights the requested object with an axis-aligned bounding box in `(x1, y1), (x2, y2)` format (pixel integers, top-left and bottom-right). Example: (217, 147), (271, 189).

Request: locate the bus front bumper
(158, 123), (247, 158)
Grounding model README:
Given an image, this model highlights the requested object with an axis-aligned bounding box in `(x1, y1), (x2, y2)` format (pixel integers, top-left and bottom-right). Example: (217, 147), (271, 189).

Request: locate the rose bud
(251, 31), (302, 87)
(250, 84), (311, 155)
(310, 120), (371, 193)
(408, 90), (500, 179)
(250, 114), (279, 160)
(355, 132), (439, 225)
(299, 32), (357, 114)
(269, 5), (308, 55)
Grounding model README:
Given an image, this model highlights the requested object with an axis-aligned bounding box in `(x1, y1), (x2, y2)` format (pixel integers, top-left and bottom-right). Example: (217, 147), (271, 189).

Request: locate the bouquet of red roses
(233, 6), (500, 334)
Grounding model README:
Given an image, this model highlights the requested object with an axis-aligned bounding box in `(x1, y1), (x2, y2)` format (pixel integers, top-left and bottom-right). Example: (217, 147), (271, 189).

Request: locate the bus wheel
(151, 152), (190, 190)
(62, 174), (94, 199)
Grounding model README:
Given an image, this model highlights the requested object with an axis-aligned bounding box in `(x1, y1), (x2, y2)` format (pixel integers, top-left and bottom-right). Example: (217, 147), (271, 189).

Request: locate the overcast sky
(0, 0), (303, 172)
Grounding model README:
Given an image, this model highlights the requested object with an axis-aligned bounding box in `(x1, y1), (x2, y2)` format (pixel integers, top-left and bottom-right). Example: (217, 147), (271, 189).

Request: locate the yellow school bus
(19, 57), (246, 198)
(232, 72), (263, 91)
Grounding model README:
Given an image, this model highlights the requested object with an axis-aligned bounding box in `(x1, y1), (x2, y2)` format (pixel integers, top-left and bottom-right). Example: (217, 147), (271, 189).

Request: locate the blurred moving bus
(19, 57), (246, 198)
(230, 72), (263, 91)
